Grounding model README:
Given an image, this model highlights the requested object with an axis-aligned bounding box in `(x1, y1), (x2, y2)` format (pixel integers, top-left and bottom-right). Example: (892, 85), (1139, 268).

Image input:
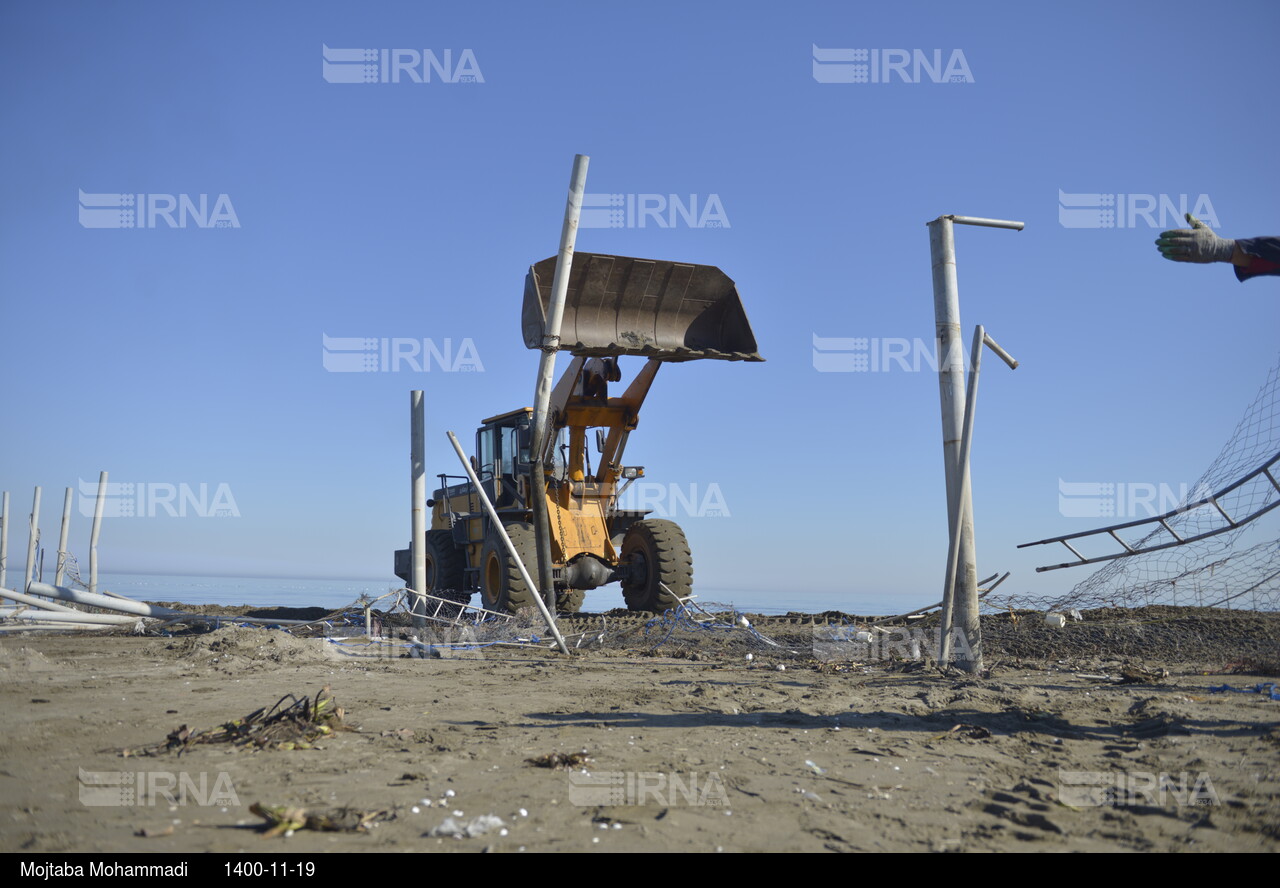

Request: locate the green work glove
(1155, 213), (1235, 263)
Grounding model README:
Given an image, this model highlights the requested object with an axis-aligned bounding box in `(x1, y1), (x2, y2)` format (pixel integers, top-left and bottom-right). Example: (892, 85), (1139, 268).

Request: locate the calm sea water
(90, 572), (914, 616)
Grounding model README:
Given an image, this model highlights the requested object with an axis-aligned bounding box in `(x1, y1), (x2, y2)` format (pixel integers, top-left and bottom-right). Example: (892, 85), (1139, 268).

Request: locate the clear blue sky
(2, 1), (1277, 610)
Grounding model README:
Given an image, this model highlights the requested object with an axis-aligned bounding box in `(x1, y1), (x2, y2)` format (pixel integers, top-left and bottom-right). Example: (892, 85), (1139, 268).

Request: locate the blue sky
(1, 1), (1277, 610)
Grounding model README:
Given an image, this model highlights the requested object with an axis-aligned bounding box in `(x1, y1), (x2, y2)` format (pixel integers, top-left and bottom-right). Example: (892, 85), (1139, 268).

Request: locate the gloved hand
(1155, 213), (1236, 263)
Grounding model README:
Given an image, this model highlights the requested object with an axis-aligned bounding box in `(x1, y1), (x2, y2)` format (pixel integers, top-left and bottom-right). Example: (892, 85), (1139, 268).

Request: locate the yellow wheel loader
(394, 253), (761, 614)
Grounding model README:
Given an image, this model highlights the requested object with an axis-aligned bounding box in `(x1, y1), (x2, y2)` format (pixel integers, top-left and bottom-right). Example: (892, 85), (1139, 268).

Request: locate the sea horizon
(77, 570), (924, 617)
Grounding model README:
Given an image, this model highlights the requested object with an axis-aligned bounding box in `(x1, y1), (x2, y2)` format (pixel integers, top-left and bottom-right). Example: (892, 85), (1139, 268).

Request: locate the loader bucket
(522, 253), (763, 362)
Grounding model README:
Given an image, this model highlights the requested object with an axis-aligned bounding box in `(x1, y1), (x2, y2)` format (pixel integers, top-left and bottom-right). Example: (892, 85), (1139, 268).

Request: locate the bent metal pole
(927, 214), (1023, 675)
(529, 154), (589, 607)
(447, 430), (570, 655)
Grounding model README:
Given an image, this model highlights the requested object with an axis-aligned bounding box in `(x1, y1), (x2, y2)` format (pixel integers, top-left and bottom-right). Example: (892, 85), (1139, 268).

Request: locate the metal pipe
(947, 215), (1025, 231)
(982, 332), (1019, 370)
(410, 390), (427, 630)
(89, 471), (107, 595)
(24, 584), (322, 627)
(0, 608), (138, 626)
(940, 325), (985, 664)
(447, 430), (570, 655)
(529, 154), (589, 606)
(24, 487), (40, 595)
(27, 581), (183, 618)
(55, 487), (72, 587)
(0, 490), (8, 591)
(0, 585), (82, 612)
(928, 219), (980, 673)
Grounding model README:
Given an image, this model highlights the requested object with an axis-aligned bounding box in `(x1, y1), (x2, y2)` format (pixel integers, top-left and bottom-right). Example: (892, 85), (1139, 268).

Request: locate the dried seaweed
(123, 686), (351, 757)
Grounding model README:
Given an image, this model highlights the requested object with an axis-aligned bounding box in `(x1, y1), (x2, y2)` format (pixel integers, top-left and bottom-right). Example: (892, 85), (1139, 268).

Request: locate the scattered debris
(1118, 665), (1170, 684)
(250, 802), (394, 837)
(429, 814), (506, 839)
(525, 750), (591, 770)
(948, 724), (992, 740)
(133, 825), (175, 838)
(1209, 682), (1280, 701)
(123, 686), (352, 756)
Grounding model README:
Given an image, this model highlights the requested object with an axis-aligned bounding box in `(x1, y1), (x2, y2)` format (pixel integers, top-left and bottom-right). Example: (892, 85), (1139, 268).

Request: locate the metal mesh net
(993, 352), (1280, 613)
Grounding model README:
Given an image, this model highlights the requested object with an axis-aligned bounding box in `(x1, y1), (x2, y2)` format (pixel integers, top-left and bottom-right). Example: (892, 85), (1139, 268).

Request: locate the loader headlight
(621, 466), (645, 480)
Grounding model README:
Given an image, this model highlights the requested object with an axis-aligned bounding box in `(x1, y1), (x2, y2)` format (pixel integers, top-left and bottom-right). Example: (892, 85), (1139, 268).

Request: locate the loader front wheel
(480, 522), (539, 614)
(557, 589), (585, 615)
(621, 520), (692, 613)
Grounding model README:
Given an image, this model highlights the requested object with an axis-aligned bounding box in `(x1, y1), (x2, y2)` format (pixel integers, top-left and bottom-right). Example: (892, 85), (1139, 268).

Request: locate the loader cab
(477, 408), (533, 510)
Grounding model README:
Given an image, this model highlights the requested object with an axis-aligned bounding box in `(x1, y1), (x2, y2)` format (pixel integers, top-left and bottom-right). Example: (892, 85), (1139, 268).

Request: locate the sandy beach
(2, 607), (1278, 853)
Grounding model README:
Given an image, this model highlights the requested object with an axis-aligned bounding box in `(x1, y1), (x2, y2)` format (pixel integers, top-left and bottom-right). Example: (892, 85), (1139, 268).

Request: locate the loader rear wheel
(480, 522), (539, 614)
(424, 529), (466, 594)
(408, 529), (468, 622)
(621, 519), (692, 613)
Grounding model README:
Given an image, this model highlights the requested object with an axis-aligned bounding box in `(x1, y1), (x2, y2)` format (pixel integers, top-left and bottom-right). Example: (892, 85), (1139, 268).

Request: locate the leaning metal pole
(447, 431), (570, 655)
(410, 390), (428, 630)
(528, 154), (589, 608)
(89, 471), (107, 596)
(24, 486), (40, 595)
(55, 487), (72, 587)
(928, 214), (1023, 674)
(0, 490), (8, 591)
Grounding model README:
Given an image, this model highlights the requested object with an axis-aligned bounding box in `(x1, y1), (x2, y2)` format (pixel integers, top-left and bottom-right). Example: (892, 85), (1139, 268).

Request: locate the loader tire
(557, 589), (585, 615)
(621, 519), (692, 613)
(480, 522), (539, 614)
(424, 529), (466, 594)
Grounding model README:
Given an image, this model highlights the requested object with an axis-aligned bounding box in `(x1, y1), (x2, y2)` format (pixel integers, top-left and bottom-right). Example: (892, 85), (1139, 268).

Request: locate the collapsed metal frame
(1019, 451), (1280, 572)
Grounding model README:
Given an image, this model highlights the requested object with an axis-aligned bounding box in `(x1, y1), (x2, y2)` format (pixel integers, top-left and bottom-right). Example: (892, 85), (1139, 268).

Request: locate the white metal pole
(410, 390), (427, 630)
(928, 218), (980, 672)
(23, 487), (40, 594)
(27, 581), (179, 617)
(0, 585), (82, 612)
(447, 430), (570, 655)
(0, 609), (138, 626)
(529, 154), (589, 604)
(55, 487), (72, 587)
(0, 490), (8, 591)
(89, 471), (107, 595)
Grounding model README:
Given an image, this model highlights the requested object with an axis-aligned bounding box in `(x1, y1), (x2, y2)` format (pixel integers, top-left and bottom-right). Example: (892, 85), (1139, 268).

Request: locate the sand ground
(1, 611), (1278, 853)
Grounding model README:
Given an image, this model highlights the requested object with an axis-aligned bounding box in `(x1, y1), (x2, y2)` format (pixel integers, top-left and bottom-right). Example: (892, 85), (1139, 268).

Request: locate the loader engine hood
(522, 253), (763, 362)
